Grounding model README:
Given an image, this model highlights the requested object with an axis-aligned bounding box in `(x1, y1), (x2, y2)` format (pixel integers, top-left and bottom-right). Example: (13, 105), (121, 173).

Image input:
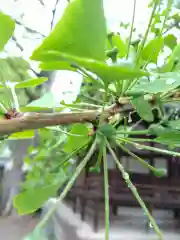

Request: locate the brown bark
(0, 103), (130, 136)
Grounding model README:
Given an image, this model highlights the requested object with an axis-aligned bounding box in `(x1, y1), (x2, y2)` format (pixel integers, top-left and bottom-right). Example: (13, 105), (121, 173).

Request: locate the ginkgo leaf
(31, 0), (107, 61)
(0, 11), (15, 51)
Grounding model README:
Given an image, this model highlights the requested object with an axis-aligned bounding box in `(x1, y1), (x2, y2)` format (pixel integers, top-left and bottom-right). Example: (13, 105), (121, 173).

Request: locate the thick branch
(0, 104), (130, 136)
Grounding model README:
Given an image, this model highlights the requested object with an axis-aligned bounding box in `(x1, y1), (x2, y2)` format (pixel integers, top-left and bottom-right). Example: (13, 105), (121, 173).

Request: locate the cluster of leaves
(0, 12), (49, 114)
(15, 129), (68, 215)
(1, 0), (180, 239)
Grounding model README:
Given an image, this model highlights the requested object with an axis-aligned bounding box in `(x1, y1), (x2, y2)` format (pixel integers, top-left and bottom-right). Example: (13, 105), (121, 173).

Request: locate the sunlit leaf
(8, 130), (35, 139)
(31, 0), (107, 61)
(15, 77), (48, 88)
(155, 130), (180, 145)
(35, 51), (150, 85)
(168, 119), (180, 130)
(13, 183), (62, 215)
(24, 228), (45, 240)
(131, 96), (154, 122)
(64, 123), (89, 153)
(0, 11), (15, 51)
(7, 57), (30, 70)
(164, 34), (177, 51)
(26, 92), (58, 109)
(0, 58), (19, 82)
(160, 43), (180, 72)
(148, 124), (167, 136)
(98, 124), (116, 138)
(111, 34), (127, 58)
(133, 72), (180, 93)
(142, 37), (163, 63)
(40, 61), (77, 71)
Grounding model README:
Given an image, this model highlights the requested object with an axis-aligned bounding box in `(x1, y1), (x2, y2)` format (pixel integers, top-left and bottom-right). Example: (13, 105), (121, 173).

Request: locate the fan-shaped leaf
(142, 37), (163, 63)
(131, 96), (154, 122)
(8, 131), (35, 139)
(0, 12), (15, 51)
(34, 51), (150, 85)
(15, 77), (48, 88)
(133, 72), (180, 93)
(64, 123), (89, 153)
(31, 0), (107, 61)
(13, 184), (61, 215)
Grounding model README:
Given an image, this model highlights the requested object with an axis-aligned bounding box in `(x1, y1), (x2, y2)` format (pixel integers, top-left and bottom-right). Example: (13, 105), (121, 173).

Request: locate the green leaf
(131, 96), (154, 122)
(155, 130), (180, 145)
(164, 34), (177, 51)
(13, 183), (61, 215)
(35, 51), (150, 85)
(133, 72), (180, 94)
(15, 77), (48, 89)
(78, 60), (148, 85)
(64, 123), (89, 153)
(111, 34), (127, 58)
(148, 124), (166, 136)
(153, 168), (167, 178)
(21, 92), (65, 112)
(40, 61), (77, 71)
(160, 43), (180, 72)
(31, 0), (107, 61)
(8, 130), (35, 139)
(168, 119), (180, 130)
(0, 11), (15, 51)
(89, 166), (101, 173)
(24, 228), (46, 240)
(0, 58), (20, 82)
(142, 37), (163, 63)
(26, 92), (58, 110)
(98, 124), (116, 138)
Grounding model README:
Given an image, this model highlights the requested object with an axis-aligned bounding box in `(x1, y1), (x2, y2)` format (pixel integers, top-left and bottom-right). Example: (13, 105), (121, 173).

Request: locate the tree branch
(163, 21), (180, 35)
(0, 104), (131, 136)
(15, 19), (46, 38)
(38, 0), (45, 6)
(12, 36), (24, 51)
(50, 0), (59, 30)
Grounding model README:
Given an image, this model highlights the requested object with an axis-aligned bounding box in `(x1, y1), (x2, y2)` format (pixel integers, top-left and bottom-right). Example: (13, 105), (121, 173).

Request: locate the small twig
(126, 0), (136, 59)
(36, 139), (97, 229)
(29, 68), (41, 77)
(116, 140), (157, 172)
(12, 36), (23, 51)
(79, 94), (104, 104)
(6, 82), (20, 112)
(162, 21), (180, 35)
(143, 0), (173, 69)
(126, 140), (180, 157)
(15, 19), (46, 38)
(136, 0), (159, 66)
(106, 140), (163, 239)
(38, 0), (45, 6)
(50, 0), (59, 30)
(0, 103), (7, 114)
(103, 144), (110, 240)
